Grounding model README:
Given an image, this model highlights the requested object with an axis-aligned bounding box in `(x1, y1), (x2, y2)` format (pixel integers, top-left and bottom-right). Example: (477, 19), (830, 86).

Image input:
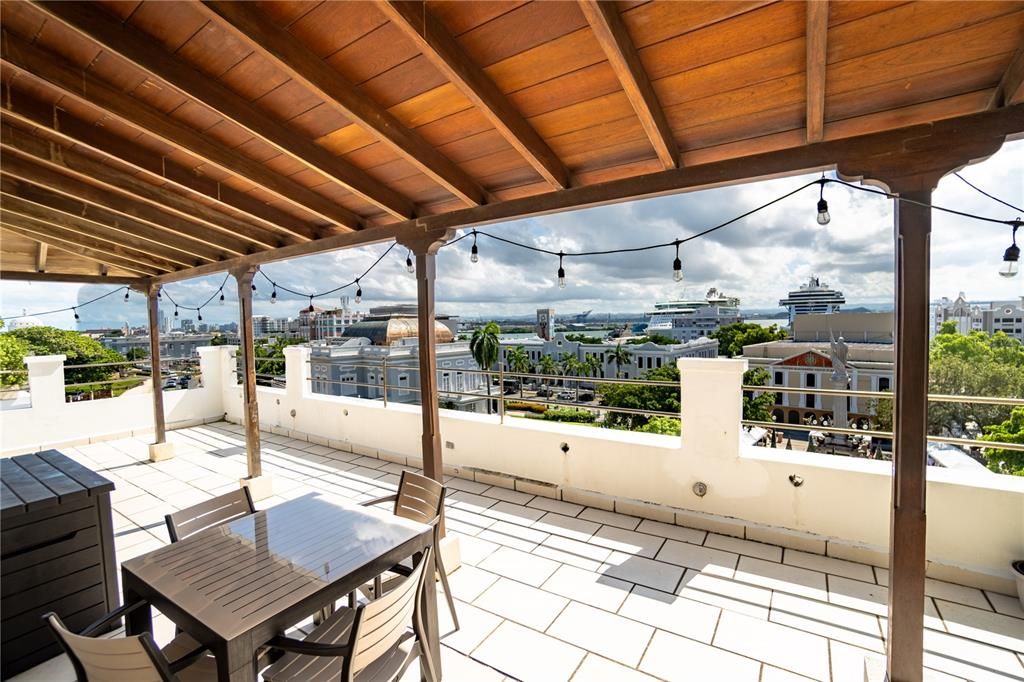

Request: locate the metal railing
(63, 357), (203, 402)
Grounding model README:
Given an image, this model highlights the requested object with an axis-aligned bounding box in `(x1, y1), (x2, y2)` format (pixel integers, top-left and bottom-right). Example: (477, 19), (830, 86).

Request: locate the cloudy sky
(2, 140), (1021, 329)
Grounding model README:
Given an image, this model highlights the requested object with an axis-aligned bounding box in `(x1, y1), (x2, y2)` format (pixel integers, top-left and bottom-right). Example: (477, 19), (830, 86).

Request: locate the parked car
(162, 377), (178, 390)
(177, 375), (192, 389)
(557, 391), (575, 400)
(536, 386), (551, 397)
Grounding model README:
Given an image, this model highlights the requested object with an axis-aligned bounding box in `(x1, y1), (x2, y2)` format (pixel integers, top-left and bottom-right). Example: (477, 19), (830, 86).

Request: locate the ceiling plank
(1, 211), (181, 274)
(198, 0), (486, 207)
(33, 0), (415, 222)
(0, 270), (140, 285)
(0, 31), (362, 230)
(0, 221), (165, 277)
(35, 242), (48, 273)
(0, 179), (219, 265)
(381, 1), (569, 189)
(805, 0), (829, 143)
(0, 94), (321, 242)
(0, 154), (260, 256)
(1, 123), (295, 249)
(990, 48), (1024, 108)
(578, 0), (678, 169)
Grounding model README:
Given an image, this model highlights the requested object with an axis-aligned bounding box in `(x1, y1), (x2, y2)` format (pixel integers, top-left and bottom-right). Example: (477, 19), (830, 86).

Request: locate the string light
(270, 285), (277, 304)
(73, 307), (80, 322)
(557, 251), (566, 289)
(219, 290), (225, 305)
(123, 290), (130, 304)
(471, 230), (479, 263)
(307, 295), (315, 313)
(197, 309), (203, 322)
(355, 279), (362, 303)
(816, 178), (830, 225)
(406, 251), (414, 274)
(1001, 220), (1020, 278)
(174, 306), (179, 318)
(672, 240), (683, 282)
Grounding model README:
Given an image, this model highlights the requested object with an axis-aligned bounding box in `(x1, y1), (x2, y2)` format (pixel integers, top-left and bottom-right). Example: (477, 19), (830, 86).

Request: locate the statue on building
(829, 332), (850, 384)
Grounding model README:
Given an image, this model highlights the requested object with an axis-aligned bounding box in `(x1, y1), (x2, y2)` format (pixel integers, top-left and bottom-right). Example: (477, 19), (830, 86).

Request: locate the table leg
(418, 549), (443, 682)
(215, 641), (258, 682)
(121, 577), (152, 636)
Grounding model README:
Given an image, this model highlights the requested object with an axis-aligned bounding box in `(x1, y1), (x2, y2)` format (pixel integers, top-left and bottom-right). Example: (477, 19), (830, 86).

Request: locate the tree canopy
(981, 406), (1024, 476)
(712, 322), (788, 357)
(0, 334), (28, 388)
(3, 326), (124, 384)
(626, 333), (677, 346)
(600, 364), (678, 430)
(742, 368), (777, 422)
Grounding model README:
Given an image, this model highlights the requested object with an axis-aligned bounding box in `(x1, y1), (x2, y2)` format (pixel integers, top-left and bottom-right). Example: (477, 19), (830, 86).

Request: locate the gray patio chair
(261, 547), (437, 682)
(163, 487), (255, 542)
(361, 471), (459, 630)
(43, 602), (214, 682)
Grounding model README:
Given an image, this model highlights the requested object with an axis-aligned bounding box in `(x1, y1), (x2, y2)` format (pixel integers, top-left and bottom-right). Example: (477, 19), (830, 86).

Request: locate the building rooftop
(341, 316), (455, 346)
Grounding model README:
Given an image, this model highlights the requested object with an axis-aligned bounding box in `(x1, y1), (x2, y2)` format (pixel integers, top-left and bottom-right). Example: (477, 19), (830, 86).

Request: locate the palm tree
(470, 321), (501, 414)
(606, 343), (634, 378)
(506, 345), (532, 398)
(584, 354), (603, 379)
(560, 353), (584, 400)
(539, 354), (559, 394)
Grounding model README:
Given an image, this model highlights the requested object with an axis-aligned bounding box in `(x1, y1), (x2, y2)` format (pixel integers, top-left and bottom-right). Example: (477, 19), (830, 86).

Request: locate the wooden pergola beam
(579, 0), (678, 170)
(1, 95), (322, 242)
(1, 123), (294, 250)
(33, 0), (415, 222)
(0, 270), (139, 285)
(35, 242), (47, 273)
(0, 155), (259, 256)
(0, 222), (164, 277)
(0, 209), (183, 273)
(805, 0), (829, 143)
(990, 48), (1024, 108)
(145, 104), (1024, 287)
(0, 32), (362, 231)
(0, 180), (216, 265)
(199, 1), (486, 207)
(381, 1), (569, 189)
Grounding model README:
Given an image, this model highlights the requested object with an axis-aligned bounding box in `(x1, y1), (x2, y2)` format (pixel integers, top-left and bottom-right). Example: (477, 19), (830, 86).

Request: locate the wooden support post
(146, 284), (173, 462)
(886, 181), (933, 682)
(233, 266), (271, 499)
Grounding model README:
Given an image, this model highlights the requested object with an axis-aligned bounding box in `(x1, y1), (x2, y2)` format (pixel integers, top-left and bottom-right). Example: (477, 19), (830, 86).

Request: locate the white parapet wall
(2, 345), (1021, 593)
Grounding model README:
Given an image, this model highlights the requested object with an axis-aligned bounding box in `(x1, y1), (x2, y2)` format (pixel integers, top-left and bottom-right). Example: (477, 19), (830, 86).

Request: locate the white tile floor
(11, 422), (1024, 682)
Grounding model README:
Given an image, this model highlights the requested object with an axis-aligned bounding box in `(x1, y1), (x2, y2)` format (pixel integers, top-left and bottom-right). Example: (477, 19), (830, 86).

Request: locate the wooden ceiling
(0, 0), (1022, 284)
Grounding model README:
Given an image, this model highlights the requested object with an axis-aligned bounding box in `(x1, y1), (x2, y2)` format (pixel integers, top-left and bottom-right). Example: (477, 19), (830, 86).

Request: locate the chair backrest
(392, 471), (444, 526)
(165, 487), (255, 542)
(44, 613), (174, 682)
(348, 547), (431, 680)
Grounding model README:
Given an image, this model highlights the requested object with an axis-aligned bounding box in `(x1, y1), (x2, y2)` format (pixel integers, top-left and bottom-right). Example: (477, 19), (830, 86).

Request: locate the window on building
(774, 371), (783, 384)
(805, 394), (815, 409)
(878, 377), (891, 392)
(806, 373), (816, 388)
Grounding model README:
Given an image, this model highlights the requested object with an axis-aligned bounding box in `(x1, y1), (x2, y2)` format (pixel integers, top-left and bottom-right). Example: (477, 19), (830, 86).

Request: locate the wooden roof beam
(1, 123), (295, 250)
(0, 177), (219, 265)
(35, 242), (47, 273)
(0, 94), (321, 242)
(990, 48), (1024, 108)
(381, 1), (569, 190)
(32, 1), (415, 222)
(579, 0), (678, 170)
(0, 270), (140, 285)
(198, 1), (486, 207)
(0, 221), (166, 277)
(0, 155), (260, 256)
(805, 0), (829, 143)
(0, 32), (362, 231)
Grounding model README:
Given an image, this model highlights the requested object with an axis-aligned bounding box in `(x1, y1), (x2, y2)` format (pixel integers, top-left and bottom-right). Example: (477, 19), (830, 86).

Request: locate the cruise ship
(645, 288), (741, 341)
(778, 276), (845, 325)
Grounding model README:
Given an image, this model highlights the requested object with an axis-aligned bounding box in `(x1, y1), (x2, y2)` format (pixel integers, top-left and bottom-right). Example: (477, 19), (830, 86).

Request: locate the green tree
(539, 354), (559, 391)
(584, 354), (603, 378)
(637, 416), (681, 436)
(605, 343), (633, 378)
(5, 326), (124, 384)
(600, 364), (679, 430)
(470, 321), (501, 414)
(505, 345), (532, 398)
(980, 406), (1024, 476)
(712, 322), (788, 357)
(209, 334), (229, 346)
(559, 353), (582, 378)
(254, 336), (304, 376)
(0, 334), (29, 387)
(742, 368), (777, 423)
(565, 333), (605, 344)
(626, 333), (676, 346)
(125, 348), (149, 361)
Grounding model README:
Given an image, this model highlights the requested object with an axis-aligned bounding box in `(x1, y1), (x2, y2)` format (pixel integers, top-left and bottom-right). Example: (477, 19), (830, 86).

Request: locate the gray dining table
(121, 493), (440, 682)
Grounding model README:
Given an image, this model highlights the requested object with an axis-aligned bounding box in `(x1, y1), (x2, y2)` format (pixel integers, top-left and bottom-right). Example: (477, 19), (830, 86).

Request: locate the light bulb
(197, 310), (203, 322)
(1001, 229), (1019, 278)
(174, 307), (179, 318)
(73, 308), (80, 322)
(219, 291), (225, 305)
(673, 257), (683, 282)
(355, 281), (362, 303)
(816, 198), (830, 225)
(406, 254), (414, 273)
(251, 284), (256, 291)
(1000, 259), (1019, 278)
(307, 297), (315, 313)
(270, 287), (277, 304)
(123, 290), (130, 303)
(471, 243), (479, 263)
(557, 266), (566, 289)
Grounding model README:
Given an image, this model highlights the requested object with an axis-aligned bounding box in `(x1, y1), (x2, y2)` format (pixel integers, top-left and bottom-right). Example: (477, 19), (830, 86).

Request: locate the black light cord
(0, 285), (129, 322)
(257, 241), (398, 300)
(955, 172), (1023, 213)
(161, 274), (231, 312)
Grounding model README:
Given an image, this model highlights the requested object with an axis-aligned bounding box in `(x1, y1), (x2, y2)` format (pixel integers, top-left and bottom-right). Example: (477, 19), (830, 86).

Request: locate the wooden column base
(148, 441), (175, 462)
(240, 474), (273, 501)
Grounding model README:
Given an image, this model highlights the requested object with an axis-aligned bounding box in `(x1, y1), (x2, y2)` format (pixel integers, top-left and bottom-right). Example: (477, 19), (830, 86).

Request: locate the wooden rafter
(0, 178), (218, 265)
(32, 0), (415, 222)
(0, 94), (321, 242)
(35, 242), (47, 273)
(1, 123), (294, 249)
(805, 0), (829, 143)
(381, 1), (569, 189)
(990, 48), (1024, 108)
(0, 156), (258, 256)
(0, 32), (362, 231)
(0, 271), (139, 285)
(198, 1), (486, 207)
(578, 0), (678, 169)
(0, 221), (164, 277)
